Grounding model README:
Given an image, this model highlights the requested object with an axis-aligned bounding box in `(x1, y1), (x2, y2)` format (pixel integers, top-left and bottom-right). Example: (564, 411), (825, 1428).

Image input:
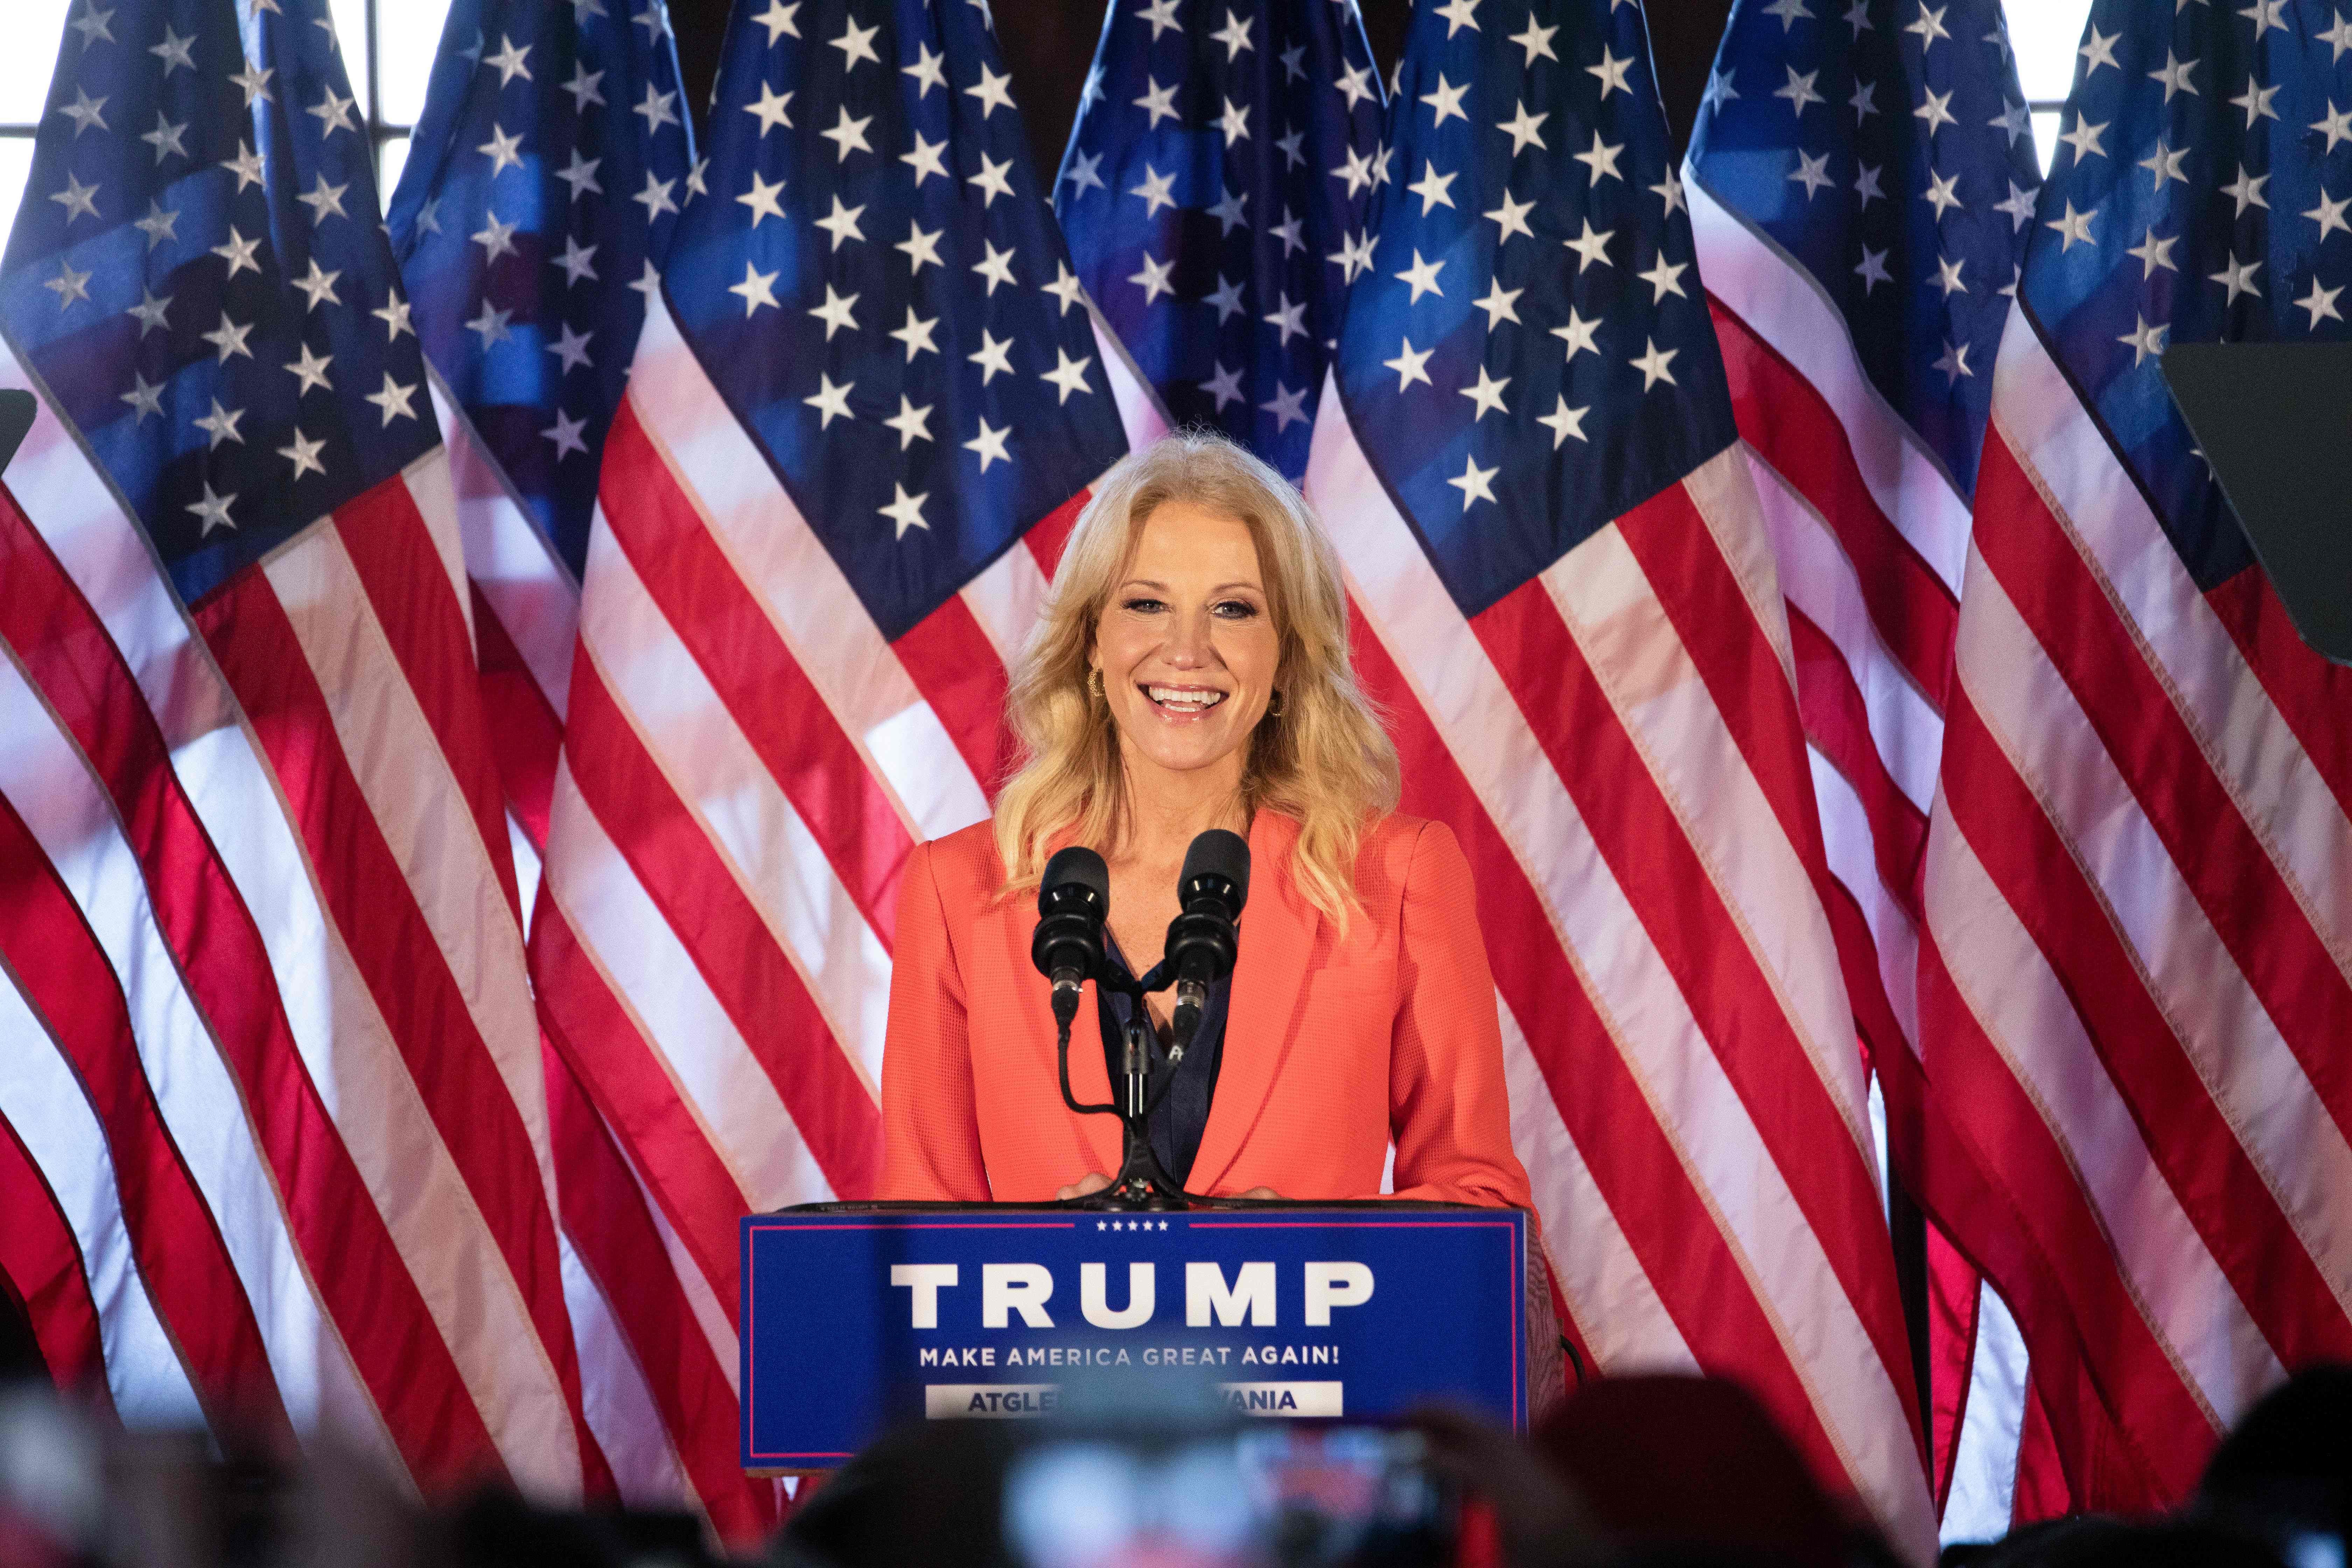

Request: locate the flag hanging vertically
(527, 0), (1140, 1528)
(1055, 0), (1385, 476)
(386, 0), (694, 855)
(383, 0), (756, 1525)
(1919, 0), (2352, 1514)
(0, 0), (586, 1496)
(1303, 0), (1935, 1553)
(1682, 0), (2040, 1533)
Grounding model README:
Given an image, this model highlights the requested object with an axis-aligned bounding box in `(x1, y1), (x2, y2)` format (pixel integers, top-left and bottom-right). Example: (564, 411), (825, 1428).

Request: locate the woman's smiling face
(1090, 500), (1281, 786)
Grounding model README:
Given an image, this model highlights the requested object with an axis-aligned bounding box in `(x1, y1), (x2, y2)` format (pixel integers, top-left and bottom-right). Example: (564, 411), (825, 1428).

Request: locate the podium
(741, 1202), (1545, 1474)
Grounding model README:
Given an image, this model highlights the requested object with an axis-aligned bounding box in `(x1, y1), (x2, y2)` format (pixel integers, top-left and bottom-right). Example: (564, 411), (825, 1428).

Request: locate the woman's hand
(1056, 1172), (1111, 1201)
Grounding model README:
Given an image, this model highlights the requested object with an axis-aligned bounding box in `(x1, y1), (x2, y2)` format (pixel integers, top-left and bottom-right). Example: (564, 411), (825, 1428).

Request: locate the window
(0, 0), (452, 244)
(2003, 0), (2095, 173)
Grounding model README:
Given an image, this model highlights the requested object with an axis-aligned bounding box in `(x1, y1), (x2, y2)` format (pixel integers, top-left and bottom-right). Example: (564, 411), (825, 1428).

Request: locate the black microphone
(1164, 830), (1248, 1056)
(1031, 847), (1109, 1029)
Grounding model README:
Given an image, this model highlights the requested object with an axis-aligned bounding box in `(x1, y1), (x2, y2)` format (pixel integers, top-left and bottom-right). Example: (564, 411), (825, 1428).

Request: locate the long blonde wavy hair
(993, 432), (1401, 927)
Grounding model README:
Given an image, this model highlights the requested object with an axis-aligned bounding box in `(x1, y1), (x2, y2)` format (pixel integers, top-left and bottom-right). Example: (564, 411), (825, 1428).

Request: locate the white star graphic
(754, 0), (800, 42)
(2296, 276), (2344, 327)
(49, 173), (101, 224)
(308, 84), (357, 136)
(1497, 101), (1548, 154)
(2210, 253), (2263, 305)
(2058, 114), (2107, 162)
(555, 234), (599, 285)
(2222, 166), (2270, 216)
(1510, 15), (1557, 62)
(2313, 104), (2352, 156)
(1923, 169), (1966, 220)
(897, 222), (945, 273)
(880, 484), (929, 538)
(1460, 366), (1510, 420)
(1395, 249), (1446, 302)
(193, 398), (244, 449)
(1128, 252), (1176, 306)
(140, 111), (188, 163)
(296, 173), (349, 223)
(728, 261), (781, 315)
(1384, 337), (1434, 390)
(547, 322), (594, 374)
(565, 62), (605, 112)
(1914, 85), (1957, 134)
(814, 195), (866, 248)
(1434, 0), (1480, 37)
(1472, 279), (1522, 330)
(738, 169), (788, 225)
(1407, 161), (1456, 214)
(972, 240), (1018, 295)
(57, 86), (108, 136)
(1207, 186), (1248, 234)
(1041, 349), (1094, 404)
(1263, 292), (1309, 345)
(133, 200), (178, 249)
(545, 410), (589, 461)
(819, 106), (872, 160)
(44, 261), (92, 311)
(1640, 255), (1690, 301)
(285, 341), (335, 396)
(900, 131), (950, 186)
(473, 210), (521, 261)
(2305, 189), (2351, 243)
(1483, 191), (1536, 245)
(1044, 264), (1087, 316)
(1211, 7), (1254, 58)
(374, 294), (414, 341)
(1775, 66), (1824, 116)
(830, 16), (880, 68)
(968, 153), (1015, 206)
(965, 418), (1012, 472)
(1133, 76), (1180, 129)
(1551, 308), (1602, 360)
(1631, 337), (1679, 391)
(1763, 0), (1811, 28)
(2044, 200), (2095, 250)
(290, 258), (341, 312)
(1854, 246), (1892, 293)
(120, 373), (164, 424)
(201, 311), (254, 363)
(1572, 131), (1625, 183)
(883, 396), (934, 449)
(127, 288), (171, 334)
(1787, 150), (1834, 198)
(277, 428), (328, 481)
(903, 42), (946, 97)
(1260, 382), (1308, 431)
(1933, 255), (1967, 298)
(1218, 95), (1250, 143)
(966, 63), (1016, 118)
(1932, 340), (1971, 386)
(1129, 164), (1178, 217)
(466, 299), (514, 349)
(2128, 229), (2179, 276)
(1448, 454), (1498, 509)
(1564, 219), (1615, 272)
(1421, 73), (1469, 126)
(1904, 3), (1950, 48)
(969, 330), (1015, 384)
(1589, 48), (1634, 98)
(186, 482), (237, 537)
(485, 33), (531, 85)
(365, 373), (420, 426)
(2116, 314), (2169, 367)
(557, 149), (602, 200)
(1205, 274), (1247, 322)
(1064, 150), (1105, 198)
(220, 140), (265, 192)
(890, 306), (941, 361)
(1538, 396), (1589, 449)
(1138, 0), (1182, 38)
(803, 374), (853, 430)
(1200, 363), (1245, 410)
(2147, 50), (2198, 103)
(2079, 25), (2120, 74)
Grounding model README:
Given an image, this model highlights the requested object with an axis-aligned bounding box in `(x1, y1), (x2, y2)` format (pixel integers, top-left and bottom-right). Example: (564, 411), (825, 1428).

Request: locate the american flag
(1300, 0), (1937, 1554)
(1681, 0), (2040, 1536)
(1054, 0), (1385, 477)
(381, 0), (766, 1528)
(386, 0), (695, 855)
(1919, 0), (2352, 1517)
(527, 0), (1145, 1528)
(0, 0), (586, 1496)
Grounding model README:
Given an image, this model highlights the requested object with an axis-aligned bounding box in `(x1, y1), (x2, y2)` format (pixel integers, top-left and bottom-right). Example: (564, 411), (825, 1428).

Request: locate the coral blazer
(878, 810), (1532, 1208)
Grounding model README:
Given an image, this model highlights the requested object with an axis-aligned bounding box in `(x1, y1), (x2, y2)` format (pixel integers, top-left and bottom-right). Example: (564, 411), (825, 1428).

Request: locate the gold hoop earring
(1087, 667), (1104, 700)
(1266, 690), (1284, 719)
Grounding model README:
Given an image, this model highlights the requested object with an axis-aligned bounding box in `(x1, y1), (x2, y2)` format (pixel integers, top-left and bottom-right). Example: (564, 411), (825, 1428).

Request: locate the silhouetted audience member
(1528, 1376), (1877, 1568)
(1939, 1515), (2282, 1568)
(2196, 1363), (2351, 1563)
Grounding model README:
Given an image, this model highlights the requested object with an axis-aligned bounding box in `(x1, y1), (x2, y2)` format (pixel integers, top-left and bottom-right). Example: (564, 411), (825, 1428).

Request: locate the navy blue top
(1096, 933), (1228, 1188)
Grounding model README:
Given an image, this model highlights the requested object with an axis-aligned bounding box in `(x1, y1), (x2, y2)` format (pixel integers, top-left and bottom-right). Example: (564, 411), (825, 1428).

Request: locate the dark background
(0, 0), (1734, 1393)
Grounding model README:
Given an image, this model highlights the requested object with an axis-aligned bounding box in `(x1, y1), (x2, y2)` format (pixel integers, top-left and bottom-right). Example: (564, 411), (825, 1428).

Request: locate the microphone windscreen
(1179, 828), (1251, 913)
(1039, 846), (1109, 910)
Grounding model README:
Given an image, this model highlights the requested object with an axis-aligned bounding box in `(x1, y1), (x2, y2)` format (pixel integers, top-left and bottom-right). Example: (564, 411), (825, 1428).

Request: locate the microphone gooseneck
(1164, 828), (1249, 1056)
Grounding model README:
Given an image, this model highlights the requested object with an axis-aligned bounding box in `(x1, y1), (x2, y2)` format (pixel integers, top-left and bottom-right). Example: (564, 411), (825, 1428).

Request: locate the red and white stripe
(0, 341), (588, 1497)
(526, 294), (1150, 1537)
(1304, 371), (1937, 1563)
(1918, 306), (2352, 1510)
(1687, 177), (2064, 1536)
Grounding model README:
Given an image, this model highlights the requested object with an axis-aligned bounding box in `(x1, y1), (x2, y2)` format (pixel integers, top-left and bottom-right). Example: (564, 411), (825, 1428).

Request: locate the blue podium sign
(741, 1206), (1528, 1470)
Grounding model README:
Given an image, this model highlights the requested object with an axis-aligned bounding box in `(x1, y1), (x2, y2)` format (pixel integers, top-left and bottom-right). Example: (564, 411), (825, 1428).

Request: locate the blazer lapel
(1185, 812), (1317, 1194)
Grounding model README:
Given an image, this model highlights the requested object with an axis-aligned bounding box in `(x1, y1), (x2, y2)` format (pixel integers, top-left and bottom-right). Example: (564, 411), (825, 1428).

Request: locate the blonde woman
(878, 433), (1530, 1208)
